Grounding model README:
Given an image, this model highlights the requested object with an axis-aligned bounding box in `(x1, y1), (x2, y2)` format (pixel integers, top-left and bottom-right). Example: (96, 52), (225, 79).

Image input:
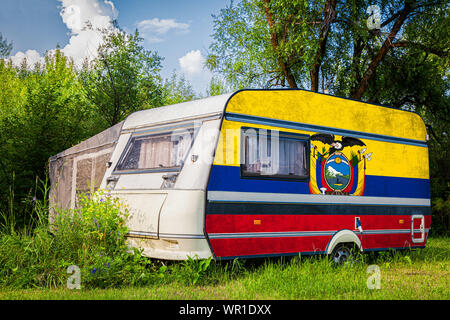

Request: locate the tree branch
(380, 11), (402, 28)
(392, 40), (448, 57)
(351, 0), (415, 100)
(426, 124), (444, 147)
(310, 0), (337, 92)
(263, 0), (298, 88)
(99, 50), (121, 125)
(350, 37), (364, 96)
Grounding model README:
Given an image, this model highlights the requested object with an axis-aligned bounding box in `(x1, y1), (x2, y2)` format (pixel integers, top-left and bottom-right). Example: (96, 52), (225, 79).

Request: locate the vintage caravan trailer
(49, 89), (431, 262)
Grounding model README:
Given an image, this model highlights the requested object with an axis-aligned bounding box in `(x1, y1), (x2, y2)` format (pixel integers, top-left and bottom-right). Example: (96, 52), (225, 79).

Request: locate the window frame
(240, 126), (310, 181)
(113, 128), (196, 175)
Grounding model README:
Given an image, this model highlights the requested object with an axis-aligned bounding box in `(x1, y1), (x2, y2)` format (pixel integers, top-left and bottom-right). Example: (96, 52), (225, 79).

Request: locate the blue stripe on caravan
(225, 112), (428, 147)
(208, 165), (430, 199)
(364, 175), (430, 199)
(208, 165), (310, 194)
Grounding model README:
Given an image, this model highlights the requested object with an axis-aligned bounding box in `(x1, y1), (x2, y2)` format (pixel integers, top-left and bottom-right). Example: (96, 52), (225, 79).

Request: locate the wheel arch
(326, 229), (362, 255)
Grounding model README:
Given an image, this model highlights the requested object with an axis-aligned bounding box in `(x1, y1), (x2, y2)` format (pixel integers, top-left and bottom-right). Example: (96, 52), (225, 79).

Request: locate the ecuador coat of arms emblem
(309, 133), (372, 196)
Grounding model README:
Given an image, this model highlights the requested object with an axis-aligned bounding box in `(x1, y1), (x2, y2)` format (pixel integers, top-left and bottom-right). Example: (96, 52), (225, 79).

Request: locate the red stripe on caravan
(206, 214), (430, 258)
(209, 236), (331, 258)
(209, 233), (428, 258)
(362, 233), (427, 249)
(205, 214), (420, 234)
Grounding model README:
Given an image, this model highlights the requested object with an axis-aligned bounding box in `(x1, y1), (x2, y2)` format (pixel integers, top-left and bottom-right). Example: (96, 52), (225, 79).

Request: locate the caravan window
(241, 127), (309, 180)
(115, 129), (194, 172)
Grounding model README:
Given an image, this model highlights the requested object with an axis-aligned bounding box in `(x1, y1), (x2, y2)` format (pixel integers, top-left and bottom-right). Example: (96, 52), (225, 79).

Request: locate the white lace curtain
(244, 133), (306, 176)
(137, 131), (192, 169)
(278, 139), (306, 176)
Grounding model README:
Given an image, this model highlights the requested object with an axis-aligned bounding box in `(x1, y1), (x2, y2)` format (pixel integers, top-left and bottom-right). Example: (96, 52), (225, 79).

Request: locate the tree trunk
(350, 38), (364, 96)
(263, 0), (298, 88)
(310, 0), (337, 92)
(351, 0), (414, 100)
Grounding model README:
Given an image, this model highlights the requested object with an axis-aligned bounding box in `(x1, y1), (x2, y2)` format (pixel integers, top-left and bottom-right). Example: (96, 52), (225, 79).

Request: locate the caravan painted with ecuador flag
(206, 89), (430, 262)
(50, 89), (431, 262)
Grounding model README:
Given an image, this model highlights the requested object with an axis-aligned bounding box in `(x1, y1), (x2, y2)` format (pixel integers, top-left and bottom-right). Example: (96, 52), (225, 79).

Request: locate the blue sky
(0, 0), (229, 94)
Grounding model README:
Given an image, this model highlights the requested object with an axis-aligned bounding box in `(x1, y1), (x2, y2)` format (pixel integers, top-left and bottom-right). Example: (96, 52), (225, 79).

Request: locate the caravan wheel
(331, 244), (353, 266)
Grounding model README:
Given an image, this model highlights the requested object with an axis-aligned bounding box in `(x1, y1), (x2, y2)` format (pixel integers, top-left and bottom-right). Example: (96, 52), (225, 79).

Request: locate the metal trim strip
(127, 231), (205, 240)
(208, 228), (429, 239)
(207, 191), (431, 207)
(225, 112), (428, 147)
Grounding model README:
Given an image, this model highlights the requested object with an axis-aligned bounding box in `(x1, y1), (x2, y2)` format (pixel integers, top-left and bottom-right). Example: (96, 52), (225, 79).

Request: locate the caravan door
(106, 126), (199, 239)
(114, 191), (167, 239)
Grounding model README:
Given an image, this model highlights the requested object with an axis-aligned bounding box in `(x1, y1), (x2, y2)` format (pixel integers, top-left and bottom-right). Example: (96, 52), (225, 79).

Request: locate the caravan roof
(122, 93), (233, 131)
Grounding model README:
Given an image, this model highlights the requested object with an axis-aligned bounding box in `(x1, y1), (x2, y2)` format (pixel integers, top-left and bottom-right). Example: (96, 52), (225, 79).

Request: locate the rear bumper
(126, 236), (213, 260)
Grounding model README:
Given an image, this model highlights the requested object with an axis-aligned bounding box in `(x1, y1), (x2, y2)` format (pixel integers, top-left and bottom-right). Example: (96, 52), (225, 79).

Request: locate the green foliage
(206, 75), (232, 96)
(180, 256), (212, 285)
(0, 32), (12, 58)
(348, 3), (449, 230)
(52, 190), (130, 258)
(0, 186), (245, 290)
(0, 188), (157, 289)
(208, 0), (358, 89)
(431, 196), (450, 236)
(81, 26), (165, 128)
(208, 0), (448, 98)
(162, 72), (197, 104)
(207, 0), (276, 89)
(0, 50), (92, 225)
(0, 24), (175, 225)
(0, 204), (448, 299)
(0, 59), (26, 120)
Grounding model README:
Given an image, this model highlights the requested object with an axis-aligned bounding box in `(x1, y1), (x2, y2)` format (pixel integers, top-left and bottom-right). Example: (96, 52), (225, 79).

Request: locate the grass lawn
(0, 237), (448, 300)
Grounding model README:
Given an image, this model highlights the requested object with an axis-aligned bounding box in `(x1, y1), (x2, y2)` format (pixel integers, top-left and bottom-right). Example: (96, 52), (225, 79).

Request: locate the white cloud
(177, 50), (213, 94)
(137, 18), (190, 43)
(178, 50), (205, 75)
(9, 0), (119, 68)
(138, 18), (189, 35)
(9, 49), (44, 68)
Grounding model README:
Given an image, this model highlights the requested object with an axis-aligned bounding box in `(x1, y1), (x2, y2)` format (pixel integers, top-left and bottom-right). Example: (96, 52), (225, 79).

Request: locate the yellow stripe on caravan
(214, 120), (312, 167)
(225, 90), (427, 142)
(213, 120), (429, 180)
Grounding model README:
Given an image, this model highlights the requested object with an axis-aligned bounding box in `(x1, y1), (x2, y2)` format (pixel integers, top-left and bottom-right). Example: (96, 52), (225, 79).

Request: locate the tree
(356, 9), (449, 233)
(0, 49), (91, 223)
(206, 0), (280, 89)
(206, 75), (232, 96)
(207, 0), (448, 99)
(81, 25), (165, 129)
(162, 72), (197, 104)
(207, 0), (342, 89)
(0, 32), (12, 58)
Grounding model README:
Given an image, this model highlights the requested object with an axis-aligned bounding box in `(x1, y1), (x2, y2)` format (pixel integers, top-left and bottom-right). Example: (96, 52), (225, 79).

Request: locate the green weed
(0, 187), (158, 289)
(0, 182), (448, 300)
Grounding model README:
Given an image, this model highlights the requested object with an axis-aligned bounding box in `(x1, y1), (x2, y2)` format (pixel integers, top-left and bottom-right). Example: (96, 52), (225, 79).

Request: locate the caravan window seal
(239, 126), (310, 182)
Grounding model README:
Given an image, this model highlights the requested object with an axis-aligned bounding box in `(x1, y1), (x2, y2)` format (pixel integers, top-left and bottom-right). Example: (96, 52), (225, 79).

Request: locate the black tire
(330, 243), (354, 266)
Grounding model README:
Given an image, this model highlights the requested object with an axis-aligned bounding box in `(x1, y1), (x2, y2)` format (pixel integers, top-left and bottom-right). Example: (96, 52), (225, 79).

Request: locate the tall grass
(0, 184), (244, 290)
(2, 240), (447, 299)
(0, 181), (448, 299)
(0, 185), (158, 289)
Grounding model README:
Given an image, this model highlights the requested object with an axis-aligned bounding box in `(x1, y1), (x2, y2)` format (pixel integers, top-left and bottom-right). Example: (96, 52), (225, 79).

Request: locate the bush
(0, 189), (157, 289)
(430, 196), (450, 237)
